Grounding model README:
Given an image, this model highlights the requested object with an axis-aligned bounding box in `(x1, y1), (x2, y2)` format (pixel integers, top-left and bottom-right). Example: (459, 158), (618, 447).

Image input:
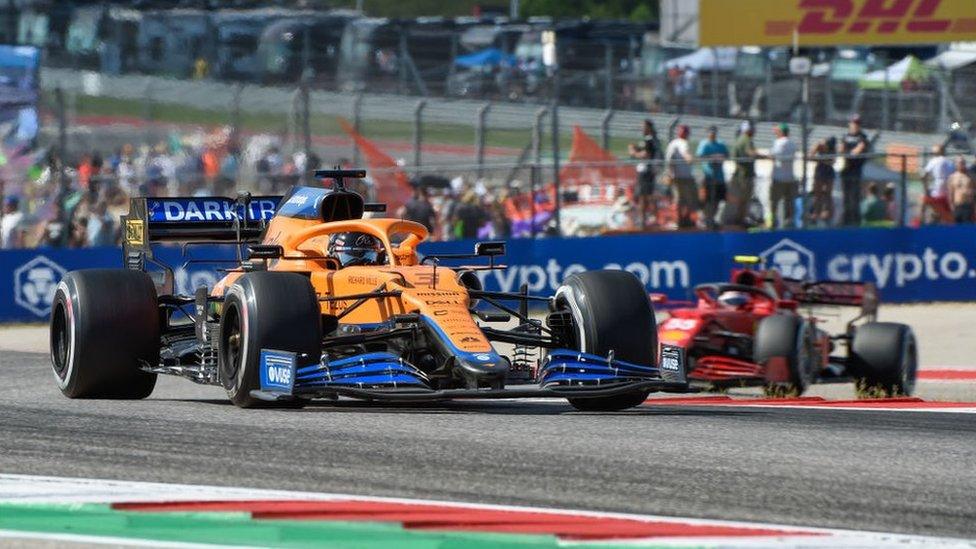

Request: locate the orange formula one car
(49, 170), (686, 411)
(655, 256), (918, 397)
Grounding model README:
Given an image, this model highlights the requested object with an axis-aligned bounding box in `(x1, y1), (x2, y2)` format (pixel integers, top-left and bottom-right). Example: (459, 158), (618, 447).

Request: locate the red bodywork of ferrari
(655, 267), (876, 387)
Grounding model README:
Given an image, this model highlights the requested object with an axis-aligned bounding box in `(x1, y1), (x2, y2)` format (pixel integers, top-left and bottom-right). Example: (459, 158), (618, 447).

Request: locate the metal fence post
(144, 82), (154, 123)
(54, 86), (68, 193)
(413, 99), (426, 168)
(603, 42), (613, 110)
(551, 70), (562, 236)
(710, 47), (719, 117)
(600, 109), (614, 151)
(56, 87), (67, 161)
(531, 107), (547, 238)
(476, 102), (491, 179)
(352, 94), (363, 166)
(231, 83), (243, 145)
(300, 77), (311, 184)
(899, 154), (907, 227)
(881, 52), (890, 131)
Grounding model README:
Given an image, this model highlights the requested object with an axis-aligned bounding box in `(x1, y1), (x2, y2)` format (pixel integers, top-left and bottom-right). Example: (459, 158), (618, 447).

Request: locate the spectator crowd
(3, 113), (976, 252)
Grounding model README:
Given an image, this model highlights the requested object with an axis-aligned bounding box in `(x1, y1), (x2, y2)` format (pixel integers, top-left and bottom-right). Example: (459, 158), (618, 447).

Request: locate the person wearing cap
(839, 114), (870, 226)
(769, 123), (798, 228)
(695, 125), (729, 229)
(1, 193), (25, 249)
(730, 120), (760, 226)
(665, 124), (697, 228)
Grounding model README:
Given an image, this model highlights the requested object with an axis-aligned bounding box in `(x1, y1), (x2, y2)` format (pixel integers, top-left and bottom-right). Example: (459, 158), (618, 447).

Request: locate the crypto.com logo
(760, 239), (816, 281)
(767, 0), (976, 37)
(14, 256), (66, 317)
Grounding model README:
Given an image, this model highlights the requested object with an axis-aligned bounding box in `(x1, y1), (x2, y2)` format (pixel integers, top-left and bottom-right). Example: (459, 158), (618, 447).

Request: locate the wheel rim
(50, 301), (70, 380)
(221, 305), (242, 390)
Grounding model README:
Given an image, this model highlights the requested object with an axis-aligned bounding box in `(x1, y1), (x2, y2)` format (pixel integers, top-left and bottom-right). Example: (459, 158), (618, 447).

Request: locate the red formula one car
(655, 256), (918, 397)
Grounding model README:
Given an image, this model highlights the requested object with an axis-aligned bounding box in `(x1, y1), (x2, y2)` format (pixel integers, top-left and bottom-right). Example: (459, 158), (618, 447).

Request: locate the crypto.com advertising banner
(699, 0), (976, 47)
(2, 226), (976, 322)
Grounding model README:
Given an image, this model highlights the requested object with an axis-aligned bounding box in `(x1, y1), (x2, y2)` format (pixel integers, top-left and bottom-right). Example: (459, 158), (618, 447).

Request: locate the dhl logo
(768, 0), (976, 37)
(701, 0), (976, 46)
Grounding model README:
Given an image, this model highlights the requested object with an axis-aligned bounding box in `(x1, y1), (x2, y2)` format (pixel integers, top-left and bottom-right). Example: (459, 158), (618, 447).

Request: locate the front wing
(250, 346), (689, 403)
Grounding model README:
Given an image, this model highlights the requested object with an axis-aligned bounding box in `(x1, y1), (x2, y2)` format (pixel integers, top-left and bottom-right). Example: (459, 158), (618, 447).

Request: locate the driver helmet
(328, 232), (384, 266)
(717, 290), (751, 309)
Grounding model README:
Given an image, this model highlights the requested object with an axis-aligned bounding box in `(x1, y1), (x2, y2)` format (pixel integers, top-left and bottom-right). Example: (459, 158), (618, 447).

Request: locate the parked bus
(65, 6), (141, 73)
(212, 8), (298, 82)
(136, 9), (210, 78)
(255, 10), (359, 86)
(337, 17), (457, 95)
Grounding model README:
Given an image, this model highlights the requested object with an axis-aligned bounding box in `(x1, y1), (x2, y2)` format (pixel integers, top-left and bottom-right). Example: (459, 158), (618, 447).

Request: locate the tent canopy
(859, 55), (929, 90)
(663, 47), (737, 72)
(925, 50), (976, 71)
(454, 48), (515, 69)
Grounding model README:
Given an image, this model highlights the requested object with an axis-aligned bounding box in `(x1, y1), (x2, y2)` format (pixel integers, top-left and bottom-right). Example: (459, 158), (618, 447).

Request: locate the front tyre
(219, 272), (321, 408)
(555, 270), (657, 411)
(755, 315), (816, 397)
(50, 270), (159, 399)
(851, 322), (917, 398)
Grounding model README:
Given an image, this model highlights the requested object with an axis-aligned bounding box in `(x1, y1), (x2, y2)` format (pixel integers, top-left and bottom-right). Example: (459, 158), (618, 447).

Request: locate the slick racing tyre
(850, 322), (918, 398)
(755, 314), (816, 397)
(50, 269), (159, 399)
(555, 270), (657, 411)
(219, 272), (321, 408)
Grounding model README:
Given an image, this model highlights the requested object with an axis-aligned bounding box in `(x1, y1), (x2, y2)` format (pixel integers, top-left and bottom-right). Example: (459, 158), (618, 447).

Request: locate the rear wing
(781, 279), (879, 318)
(121, 195), (281, 269)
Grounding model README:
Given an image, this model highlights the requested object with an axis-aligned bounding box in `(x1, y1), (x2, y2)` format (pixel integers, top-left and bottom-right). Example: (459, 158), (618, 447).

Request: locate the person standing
(665, 124), (697, 228)
(921, 144), (954, 223)
(769, 123), (798, 228)
(400, 186), (437, 233)
(628, 119), (662, 229)
(695, 125), (728, 229)
(839, 114), (870, 226)
(1, 195), (24, 249)
(730, 120), (760, 226)
(860, 182), (888, 224)
(809, 137), (836, 226)
(947, 157), (976, 224)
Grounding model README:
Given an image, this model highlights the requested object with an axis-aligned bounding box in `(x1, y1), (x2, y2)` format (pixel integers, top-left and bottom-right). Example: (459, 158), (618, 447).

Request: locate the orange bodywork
(211, 214), (492, 354)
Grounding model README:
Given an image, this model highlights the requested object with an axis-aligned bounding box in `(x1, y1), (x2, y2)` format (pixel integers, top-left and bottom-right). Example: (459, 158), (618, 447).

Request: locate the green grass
(60, 92), (642, 161)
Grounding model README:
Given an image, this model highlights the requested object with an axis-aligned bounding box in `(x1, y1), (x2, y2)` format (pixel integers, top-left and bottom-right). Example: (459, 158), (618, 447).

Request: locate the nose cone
(455, 350), (509, 388)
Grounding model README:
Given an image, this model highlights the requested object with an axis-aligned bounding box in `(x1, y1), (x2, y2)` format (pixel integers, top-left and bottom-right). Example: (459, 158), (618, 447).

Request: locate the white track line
(0, 530), (247, 548)
(1, 474), (974, 548)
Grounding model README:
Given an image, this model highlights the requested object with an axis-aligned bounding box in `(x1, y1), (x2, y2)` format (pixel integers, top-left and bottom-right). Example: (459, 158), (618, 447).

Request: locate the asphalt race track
(2, 349), (975, 541)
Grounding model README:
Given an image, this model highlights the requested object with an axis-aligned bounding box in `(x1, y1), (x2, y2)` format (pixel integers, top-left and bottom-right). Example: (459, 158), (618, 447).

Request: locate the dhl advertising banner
(700, 0), (976, 47)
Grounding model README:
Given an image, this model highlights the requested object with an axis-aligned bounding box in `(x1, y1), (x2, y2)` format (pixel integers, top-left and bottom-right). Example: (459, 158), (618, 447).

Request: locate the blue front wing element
(540, 350), (661, 388)
(294, 352), (431, 390)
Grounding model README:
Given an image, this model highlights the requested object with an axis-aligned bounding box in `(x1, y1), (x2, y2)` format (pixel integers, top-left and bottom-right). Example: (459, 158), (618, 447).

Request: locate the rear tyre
(555, 270), (657, 411)
(755, 315), (815, 397)
(50, 270), (159, 399)
(219, 272), (321, 408)
(850, 322), (917, 398)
